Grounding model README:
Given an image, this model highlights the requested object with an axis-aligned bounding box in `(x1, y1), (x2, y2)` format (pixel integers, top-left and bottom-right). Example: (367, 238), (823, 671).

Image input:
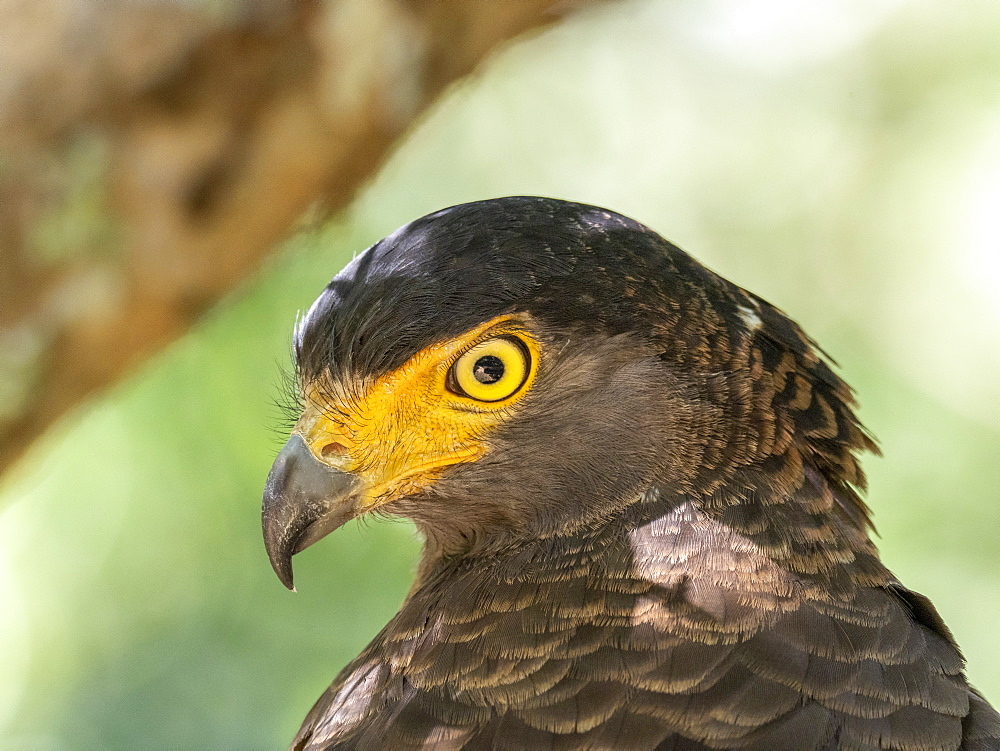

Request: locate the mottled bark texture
(0, 0), (582, 477)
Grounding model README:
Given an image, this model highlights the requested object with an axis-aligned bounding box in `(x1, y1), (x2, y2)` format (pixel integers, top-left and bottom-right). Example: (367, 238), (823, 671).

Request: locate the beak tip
(264, 537), (295, 590)
(267, 548), (297, 590)
(278, 568), (296, 591)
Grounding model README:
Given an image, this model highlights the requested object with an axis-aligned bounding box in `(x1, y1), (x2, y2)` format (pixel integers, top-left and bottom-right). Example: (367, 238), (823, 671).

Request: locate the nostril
(320, 441), (348, 459)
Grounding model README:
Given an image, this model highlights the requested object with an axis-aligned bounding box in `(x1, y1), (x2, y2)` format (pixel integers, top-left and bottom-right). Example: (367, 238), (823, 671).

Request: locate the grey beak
(261, 434), (361, 590)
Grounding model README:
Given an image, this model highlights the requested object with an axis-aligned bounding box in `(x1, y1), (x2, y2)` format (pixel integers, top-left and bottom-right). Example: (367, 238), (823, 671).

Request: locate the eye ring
(448, 336), (531, 403)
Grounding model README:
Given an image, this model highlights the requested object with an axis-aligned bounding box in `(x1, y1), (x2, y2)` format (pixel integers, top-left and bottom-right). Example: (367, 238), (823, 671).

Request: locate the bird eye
(449, 337), (530, 402)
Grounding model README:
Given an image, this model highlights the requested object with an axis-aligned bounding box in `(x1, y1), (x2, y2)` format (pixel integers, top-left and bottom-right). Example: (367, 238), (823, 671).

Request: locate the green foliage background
(2, 1), (999, 747)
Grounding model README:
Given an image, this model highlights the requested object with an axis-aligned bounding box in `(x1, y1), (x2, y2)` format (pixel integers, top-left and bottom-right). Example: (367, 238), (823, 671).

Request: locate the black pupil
(473, 355), (505, 384)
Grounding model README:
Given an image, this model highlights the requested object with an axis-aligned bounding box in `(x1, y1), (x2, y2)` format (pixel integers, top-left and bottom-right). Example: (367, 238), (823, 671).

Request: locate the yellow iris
(450, 337), (530, 402)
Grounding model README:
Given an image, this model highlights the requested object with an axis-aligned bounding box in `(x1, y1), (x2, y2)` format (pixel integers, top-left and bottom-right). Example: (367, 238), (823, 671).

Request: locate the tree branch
(0, 0), (586, 476)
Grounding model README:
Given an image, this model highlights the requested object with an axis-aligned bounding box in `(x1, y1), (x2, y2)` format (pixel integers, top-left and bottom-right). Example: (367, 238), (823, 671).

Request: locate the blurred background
(2, 0), (999, 747)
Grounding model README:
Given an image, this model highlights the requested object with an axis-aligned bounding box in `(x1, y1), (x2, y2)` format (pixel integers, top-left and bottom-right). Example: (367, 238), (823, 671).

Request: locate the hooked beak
(261, 434), (362, 590)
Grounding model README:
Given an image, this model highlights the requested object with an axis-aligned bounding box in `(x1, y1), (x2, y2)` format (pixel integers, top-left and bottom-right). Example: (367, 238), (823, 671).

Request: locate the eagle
(261, 197), (1000, 750)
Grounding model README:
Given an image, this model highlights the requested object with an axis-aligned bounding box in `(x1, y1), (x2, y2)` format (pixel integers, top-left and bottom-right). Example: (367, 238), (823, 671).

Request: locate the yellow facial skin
(293, 315), (540, 514)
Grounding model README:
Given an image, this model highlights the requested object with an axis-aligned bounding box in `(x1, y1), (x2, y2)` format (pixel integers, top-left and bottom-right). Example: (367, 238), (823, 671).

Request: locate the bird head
(262, 197), (875, 589)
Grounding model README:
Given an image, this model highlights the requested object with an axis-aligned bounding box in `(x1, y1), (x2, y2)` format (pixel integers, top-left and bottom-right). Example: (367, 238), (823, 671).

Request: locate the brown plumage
(261, 197), (1000, 750)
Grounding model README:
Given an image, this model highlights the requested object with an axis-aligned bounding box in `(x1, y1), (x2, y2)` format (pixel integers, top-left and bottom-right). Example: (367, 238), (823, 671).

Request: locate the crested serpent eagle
(261, 197), (1000, 750)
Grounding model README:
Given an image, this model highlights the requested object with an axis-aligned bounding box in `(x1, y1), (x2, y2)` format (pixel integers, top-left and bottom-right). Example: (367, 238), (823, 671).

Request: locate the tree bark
(0, 0), (585, 477)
